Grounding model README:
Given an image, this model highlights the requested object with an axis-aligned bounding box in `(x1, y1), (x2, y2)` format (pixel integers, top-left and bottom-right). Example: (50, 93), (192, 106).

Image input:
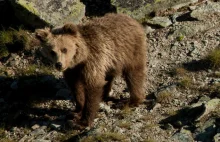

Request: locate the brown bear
(35, 13), (147, 129)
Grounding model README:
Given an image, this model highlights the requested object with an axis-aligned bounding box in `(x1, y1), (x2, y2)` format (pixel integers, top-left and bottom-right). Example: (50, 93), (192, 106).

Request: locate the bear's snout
(55, 62), (62, 71)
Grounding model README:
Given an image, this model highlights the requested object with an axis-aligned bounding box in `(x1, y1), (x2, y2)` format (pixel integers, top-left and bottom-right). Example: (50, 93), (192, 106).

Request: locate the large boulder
(111, 0), (198, 22)
(9, 0), (85, 28)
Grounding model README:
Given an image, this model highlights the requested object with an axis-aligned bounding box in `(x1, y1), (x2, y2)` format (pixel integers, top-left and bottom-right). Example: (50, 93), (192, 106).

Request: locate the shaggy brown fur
(35, 13), (147, 129)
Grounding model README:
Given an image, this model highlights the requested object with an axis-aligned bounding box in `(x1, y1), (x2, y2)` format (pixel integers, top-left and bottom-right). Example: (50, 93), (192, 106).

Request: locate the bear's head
(35, 23), (88, 71)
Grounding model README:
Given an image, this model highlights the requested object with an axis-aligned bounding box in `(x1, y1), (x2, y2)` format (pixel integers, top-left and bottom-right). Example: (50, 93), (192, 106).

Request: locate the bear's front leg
(80, 85), (103, 127)
(63, 67), (85, 121)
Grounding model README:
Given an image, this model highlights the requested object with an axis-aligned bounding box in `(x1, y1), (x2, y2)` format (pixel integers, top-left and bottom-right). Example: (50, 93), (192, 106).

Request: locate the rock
(31, 124), (40, 130)
(9, 0), (85, 28)
(146, 17), (172, 28)
(170, 22), (212, 39)
(172, 128), (194, 142)
(144, 25), (155, 34)
(100, 103), (112, 114)
(191, 1), (220, 21)
(171, 0), (198, 10)
(214, 133), (220, 142)
(30, 128), (45, 136)
(111, 0), (200, 22)
(191, 98), (220, 121)
(56, 89), (71, 99)
(50, 123), (61, 130)
(195, 118), (217, 142)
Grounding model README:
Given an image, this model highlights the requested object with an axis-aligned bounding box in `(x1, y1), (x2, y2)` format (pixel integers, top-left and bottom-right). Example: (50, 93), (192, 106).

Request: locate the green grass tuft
(0, 44), (9, 58)
(0, 28), (31, 57)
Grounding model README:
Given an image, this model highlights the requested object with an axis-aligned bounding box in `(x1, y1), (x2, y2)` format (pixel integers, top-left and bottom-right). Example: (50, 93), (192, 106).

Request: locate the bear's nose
(55, 62), (62, 70)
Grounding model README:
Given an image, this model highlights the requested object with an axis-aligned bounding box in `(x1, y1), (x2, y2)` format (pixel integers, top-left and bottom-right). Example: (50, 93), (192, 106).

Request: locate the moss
(0, 28), (30, 54)
(0, 44), (9, 58)
(205, 48), (220, 69)
(15, 64), (54, 76)
(177, 34), (185, 41)
(18, 0), (39, 16)
(0, 30), (14, 44)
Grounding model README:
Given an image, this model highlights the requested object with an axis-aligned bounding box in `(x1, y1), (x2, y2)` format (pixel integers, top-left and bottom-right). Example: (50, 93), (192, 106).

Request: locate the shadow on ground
(0, 74), (72, 130)
(183, 59), (210, 72)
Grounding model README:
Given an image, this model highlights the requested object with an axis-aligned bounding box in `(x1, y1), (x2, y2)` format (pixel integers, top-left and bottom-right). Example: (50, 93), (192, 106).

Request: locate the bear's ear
(62, 23), (78, 36)
(35, 28), (51, 42)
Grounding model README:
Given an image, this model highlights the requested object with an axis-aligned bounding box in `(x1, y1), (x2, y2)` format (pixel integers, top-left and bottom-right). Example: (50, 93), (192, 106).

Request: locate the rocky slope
(0, 0), (220, 142)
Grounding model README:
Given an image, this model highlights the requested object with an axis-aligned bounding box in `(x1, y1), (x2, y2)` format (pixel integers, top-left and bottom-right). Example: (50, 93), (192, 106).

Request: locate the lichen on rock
(9, 0), (85, 28)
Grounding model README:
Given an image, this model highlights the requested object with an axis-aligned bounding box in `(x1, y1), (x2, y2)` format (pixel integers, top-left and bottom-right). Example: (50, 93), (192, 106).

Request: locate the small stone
(172, 128), (194, 142)
(31, 124), (40, 130)
(189, 6), (197, 11)
(146, 17), (172, 28)
(6, 69), (15, 76)
(50, 123), (61, 130)
(30, 128), (45, 136)
(214, 133), (220, 142)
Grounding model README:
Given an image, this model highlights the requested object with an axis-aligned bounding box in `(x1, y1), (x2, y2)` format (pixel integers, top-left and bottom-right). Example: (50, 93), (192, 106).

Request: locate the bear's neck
(70, 36), (89, 68)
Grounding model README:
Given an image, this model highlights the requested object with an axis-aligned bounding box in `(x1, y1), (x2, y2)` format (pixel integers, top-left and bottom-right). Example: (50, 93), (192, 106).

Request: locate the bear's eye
(61, 48), (67, 54)
(50, 50), (56, 57)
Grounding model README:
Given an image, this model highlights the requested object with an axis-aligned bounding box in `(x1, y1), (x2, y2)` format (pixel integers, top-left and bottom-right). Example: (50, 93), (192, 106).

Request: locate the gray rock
(56, 89), (71, 99)
(172, 129), (194, 142)
(214, 133), (220, 142)
(9, 0), (85, 28)
(195, 118), (217, 142)
(146, 17), (172, 28)
(31, 124), (40, 130)
(50, 123), (61, 130)
(191, 98), (220, 121)
(170, 22), (212, 39)
(111, 0), (200, 22)
(171, 0), (198, 10)
(191, 1), (220, 21)
(30, 128), (45, 136)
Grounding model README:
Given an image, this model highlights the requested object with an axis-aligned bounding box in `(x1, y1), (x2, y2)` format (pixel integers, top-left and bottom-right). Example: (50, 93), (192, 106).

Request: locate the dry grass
(205, 48), (220, 69)
(117, 121), (132, 129)
(156, 91), (173, 104)
(170, 67), (188, 76)
(54, 130), (78, 141)
(178, 76), (193, 89)
(80, 132), (126, 142)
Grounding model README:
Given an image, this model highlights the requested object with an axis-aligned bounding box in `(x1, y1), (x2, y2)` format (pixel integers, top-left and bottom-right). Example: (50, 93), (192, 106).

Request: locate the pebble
(50, 123), (61, 130)
(31, 124), (40, 130)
